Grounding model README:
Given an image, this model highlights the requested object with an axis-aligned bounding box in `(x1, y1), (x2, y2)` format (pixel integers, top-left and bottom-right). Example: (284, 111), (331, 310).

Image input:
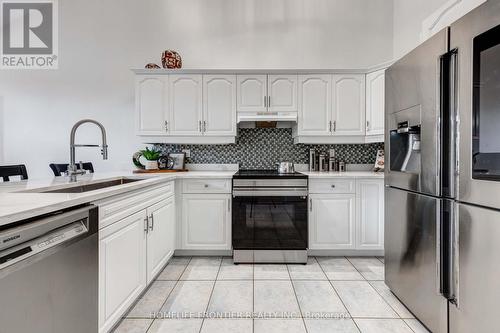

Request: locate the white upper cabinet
(135, 76), (168, 136)
(332, 74), (366, 136)
(168, 74), (203, 136)
(237, 75), (267, 112)
(356, 179), (384, 250)
(203, 75), (237, 136)
(365, 69), (385, 136)
(268, 75), (298, 112)
(297, 75), (332, 136)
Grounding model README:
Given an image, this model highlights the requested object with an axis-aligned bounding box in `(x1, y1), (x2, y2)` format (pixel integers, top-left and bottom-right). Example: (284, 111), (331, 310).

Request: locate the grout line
(317, 256), (361, 333)
(144, 256), (193, 333)
(198, 257), (223, 333)
(286, 262), (309, 333)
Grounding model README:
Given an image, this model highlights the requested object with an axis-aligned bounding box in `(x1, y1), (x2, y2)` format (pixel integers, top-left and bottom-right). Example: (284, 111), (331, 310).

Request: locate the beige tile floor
(113, 257), (431, 333)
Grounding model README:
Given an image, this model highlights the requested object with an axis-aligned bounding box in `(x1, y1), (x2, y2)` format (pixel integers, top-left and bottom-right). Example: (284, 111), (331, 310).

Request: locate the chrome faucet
(68, 119), (108, 182)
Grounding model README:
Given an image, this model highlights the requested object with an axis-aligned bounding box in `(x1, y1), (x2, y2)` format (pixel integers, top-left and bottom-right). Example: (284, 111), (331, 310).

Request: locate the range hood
(237, 111), (297, 123)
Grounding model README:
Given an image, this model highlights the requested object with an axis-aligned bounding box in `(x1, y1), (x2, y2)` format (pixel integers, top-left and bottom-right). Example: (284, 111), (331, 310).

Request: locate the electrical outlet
(182, 149), (191, 158)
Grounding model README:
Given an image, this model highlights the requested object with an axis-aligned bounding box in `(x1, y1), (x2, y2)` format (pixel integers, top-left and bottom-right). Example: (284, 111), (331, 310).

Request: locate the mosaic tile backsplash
(155, 128), (383, 169)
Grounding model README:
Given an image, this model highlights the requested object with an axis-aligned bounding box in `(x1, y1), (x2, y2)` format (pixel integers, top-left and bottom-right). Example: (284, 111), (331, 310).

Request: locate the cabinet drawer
(95, 181), (174, 229)
(309, 179), (355, 194)
(182, 179), (231, 194)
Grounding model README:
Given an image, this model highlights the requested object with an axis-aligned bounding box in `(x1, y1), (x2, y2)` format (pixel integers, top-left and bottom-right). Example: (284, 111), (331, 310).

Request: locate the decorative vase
(145, 160), (159, 170)
(161, 50), (182, 69)
(145, 63), (160, 69)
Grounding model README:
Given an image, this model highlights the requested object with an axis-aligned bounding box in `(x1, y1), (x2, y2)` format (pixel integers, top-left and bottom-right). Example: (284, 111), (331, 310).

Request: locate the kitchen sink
(41, 178), (143, 193)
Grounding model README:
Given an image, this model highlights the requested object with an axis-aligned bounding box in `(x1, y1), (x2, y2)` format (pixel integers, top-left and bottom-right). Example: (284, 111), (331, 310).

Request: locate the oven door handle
(233, 189), (308, 197)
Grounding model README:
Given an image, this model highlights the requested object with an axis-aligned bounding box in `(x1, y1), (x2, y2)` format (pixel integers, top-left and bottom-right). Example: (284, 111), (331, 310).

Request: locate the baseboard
(174, 249), (233, 256)
(308, 249), (384, 257)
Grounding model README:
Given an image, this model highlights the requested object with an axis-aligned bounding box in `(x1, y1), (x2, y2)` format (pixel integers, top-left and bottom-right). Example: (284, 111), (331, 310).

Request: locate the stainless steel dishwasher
(0, 205), (98, 333)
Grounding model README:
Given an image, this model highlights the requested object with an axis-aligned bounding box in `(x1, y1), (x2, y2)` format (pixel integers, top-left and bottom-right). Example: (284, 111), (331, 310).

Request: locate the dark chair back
(0, 164), (28, 182)
(49, 163), (95, 177)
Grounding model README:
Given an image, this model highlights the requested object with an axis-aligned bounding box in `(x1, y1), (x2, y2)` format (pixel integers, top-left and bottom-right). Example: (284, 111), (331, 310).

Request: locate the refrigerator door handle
(440, 199), (458, 304)
(440, 49), (459, 198)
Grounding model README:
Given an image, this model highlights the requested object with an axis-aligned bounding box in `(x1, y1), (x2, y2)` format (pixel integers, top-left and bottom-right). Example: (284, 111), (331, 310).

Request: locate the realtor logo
(1, 0), (58, 69)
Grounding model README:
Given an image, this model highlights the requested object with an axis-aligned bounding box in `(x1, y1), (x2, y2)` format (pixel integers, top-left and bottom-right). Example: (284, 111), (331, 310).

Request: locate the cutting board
(133, 169), (188, 174)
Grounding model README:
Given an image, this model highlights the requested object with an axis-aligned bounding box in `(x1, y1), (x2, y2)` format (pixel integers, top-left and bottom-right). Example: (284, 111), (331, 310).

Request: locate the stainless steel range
(232, 170), (308, 264)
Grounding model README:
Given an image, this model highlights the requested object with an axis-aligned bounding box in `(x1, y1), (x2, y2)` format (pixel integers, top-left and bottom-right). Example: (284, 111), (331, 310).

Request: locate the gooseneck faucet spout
(68, 119), (108, 182)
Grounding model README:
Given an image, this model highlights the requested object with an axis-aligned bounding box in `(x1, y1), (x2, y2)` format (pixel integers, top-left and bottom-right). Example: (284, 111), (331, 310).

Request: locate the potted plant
(140, 147), (161, 170)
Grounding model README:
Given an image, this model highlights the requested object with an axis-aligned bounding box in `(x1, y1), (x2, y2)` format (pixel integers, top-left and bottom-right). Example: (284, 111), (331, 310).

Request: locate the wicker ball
(161, 50), (182, 69)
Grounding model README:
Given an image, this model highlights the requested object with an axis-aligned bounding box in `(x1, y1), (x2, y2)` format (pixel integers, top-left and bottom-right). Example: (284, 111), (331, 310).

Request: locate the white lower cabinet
(181, 193), (231, 250)
(99, 210), (147, 333)
(146, 196), (176, 283)
(356, 179), (384, 250)
(98, 184), (176, 333)
(309, 194), (355, 249)
(308, 177), (384, 252)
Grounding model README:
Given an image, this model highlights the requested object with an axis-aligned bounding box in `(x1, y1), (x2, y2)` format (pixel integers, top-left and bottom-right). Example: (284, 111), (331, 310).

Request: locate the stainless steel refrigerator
(385, 1), (500, 333)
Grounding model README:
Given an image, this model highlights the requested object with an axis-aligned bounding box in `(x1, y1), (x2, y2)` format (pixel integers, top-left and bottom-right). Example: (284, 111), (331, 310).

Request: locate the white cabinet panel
(203, 75), (236, 136)
(309, 194), (355, 250)
(181, 194), (231, 250)
(99, 210), (147, 333)
(356, 179), (384, 250)
(169, 75), (203, 136)
(268, 75), (298, 112)
(366, 70), (385, 136)
(135, 76), (168, 136)
(298, 75), (332, 136)
(332, 74), (366, 136)
(237, 75), (267, 112)
(146, 196), (175, 283)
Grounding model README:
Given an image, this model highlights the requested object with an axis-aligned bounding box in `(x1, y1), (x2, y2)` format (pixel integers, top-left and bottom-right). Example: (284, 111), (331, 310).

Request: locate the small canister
(338, 161), (346, 172)
(318, 153), (327, 172)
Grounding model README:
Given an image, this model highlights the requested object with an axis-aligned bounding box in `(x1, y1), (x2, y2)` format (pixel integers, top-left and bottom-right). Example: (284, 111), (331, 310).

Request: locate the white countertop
(0, 170), (236, 226)
(300, 171), (384, 179)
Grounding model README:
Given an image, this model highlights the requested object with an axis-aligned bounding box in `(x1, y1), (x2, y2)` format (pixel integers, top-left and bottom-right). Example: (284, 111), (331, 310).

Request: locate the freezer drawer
(449, 203), (500, 333)
(385, 187), (448, 333)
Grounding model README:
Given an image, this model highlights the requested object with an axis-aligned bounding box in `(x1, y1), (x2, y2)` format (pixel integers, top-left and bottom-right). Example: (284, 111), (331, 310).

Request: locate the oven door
(232, 195), (308, 251)
(450, 1), (500, 210)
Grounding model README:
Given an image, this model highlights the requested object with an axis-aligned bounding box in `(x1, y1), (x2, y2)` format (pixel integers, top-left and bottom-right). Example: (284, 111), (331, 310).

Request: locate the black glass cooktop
(233, 169), (307, 179)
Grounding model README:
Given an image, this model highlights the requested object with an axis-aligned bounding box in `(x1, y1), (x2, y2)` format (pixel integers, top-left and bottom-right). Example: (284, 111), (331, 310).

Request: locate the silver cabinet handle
(203, 120), (207, 133)
(268, 96), (271, 107)
(149, 213), (154, 231)
(333, 121), (337, 132)
(228, 198), (231, 212)
(331, 184), (336, 188)
(329, 121), (332, 132)
(264, 95), (267, 107)
(309, 198), (312, 211)
(366, 120), (370, 130)
(204, 184), (209, 188)
(144, 216), (149, 233)
(199, 120), (202, 132)
(164, 121), (168, 132)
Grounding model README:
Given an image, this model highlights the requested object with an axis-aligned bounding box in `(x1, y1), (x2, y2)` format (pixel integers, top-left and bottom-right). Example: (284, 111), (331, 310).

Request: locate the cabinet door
(181, 194), (231, 250)
(237, 75), (267, 112)
(268, 75), (298, 112)
(297, 75), (332, 136)
(169, 74), (203, 136)
(309, 194), (355, 249)
(99, 210), (147, 333)
(146, 196), (176, 283)
(135, 76), (168, 136)
(203, 75), (237, 136)
(332, 74), (366, 136)
(356, 179), (384, 250)
(365, 70), (385, 136)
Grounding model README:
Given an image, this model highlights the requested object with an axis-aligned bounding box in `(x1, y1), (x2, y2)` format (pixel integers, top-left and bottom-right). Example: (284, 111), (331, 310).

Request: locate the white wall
(393, 0), (449, 59)
(0, 0), (393, 179)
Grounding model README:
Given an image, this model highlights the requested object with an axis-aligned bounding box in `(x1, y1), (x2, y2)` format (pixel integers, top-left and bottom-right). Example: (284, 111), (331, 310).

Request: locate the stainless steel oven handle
(233, 189), (308, 197)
